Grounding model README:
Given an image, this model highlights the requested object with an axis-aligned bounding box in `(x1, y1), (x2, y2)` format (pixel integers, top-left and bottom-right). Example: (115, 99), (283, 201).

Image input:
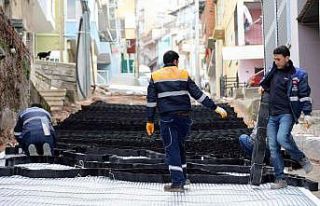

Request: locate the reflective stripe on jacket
(14, 107), (55, 138)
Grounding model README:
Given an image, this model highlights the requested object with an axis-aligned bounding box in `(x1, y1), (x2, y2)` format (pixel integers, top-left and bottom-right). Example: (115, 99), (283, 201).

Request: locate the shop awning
(297, 0), (319, 28)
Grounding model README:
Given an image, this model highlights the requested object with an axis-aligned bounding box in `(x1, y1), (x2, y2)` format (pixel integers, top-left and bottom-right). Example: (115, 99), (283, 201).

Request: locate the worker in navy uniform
(14, 103), (56, 156)
(146, 50), (227, 192)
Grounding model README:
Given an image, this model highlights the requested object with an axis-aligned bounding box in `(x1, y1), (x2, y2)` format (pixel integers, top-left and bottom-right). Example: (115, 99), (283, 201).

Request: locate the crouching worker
(239, 125), (257, 159)
(14, 103), (56, 156)
(239, 124), (270, 161)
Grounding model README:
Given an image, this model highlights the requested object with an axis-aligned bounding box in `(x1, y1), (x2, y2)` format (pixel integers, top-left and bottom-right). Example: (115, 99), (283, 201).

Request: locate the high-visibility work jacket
(14, 107), (55, 140)
(146, 66), (217, 122)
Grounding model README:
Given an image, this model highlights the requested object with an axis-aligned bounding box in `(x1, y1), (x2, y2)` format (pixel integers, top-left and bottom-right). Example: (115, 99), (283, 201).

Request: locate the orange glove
(146, 122), (154, 136)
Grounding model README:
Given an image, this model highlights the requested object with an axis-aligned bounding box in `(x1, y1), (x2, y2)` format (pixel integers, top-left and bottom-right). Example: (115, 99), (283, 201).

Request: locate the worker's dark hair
(273, 45), (290, 57)
(163, 50), (179, 65)
(31, 103), (43, 108)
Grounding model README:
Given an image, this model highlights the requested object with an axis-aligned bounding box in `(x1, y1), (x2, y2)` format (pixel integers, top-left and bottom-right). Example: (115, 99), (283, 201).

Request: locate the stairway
(39, 89), (67, 112)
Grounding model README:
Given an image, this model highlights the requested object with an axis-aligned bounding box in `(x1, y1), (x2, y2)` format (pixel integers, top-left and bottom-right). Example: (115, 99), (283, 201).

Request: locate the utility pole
(194, 0), (200, 86)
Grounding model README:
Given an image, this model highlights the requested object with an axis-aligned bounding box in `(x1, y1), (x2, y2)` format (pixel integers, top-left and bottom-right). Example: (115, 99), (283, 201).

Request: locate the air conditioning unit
(207, 37), (216, 49)
(213, 26), (225, 40)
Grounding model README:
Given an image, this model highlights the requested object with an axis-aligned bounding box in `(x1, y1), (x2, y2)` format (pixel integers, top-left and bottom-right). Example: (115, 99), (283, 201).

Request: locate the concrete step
(39, 89), (67, 112)
(50, 106), (63, 112)
(46, 100), (64, 107)
(43, 96), (66, 101)
(39, 89), (66, 97)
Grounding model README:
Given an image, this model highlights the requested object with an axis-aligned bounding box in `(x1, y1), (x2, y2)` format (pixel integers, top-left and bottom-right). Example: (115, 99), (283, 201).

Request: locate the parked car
(248, 70), (264, 87)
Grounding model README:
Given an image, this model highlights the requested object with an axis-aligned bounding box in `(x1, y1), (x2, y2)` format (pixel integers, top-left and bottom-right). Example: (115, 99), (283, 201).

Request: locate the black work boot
(163, 184), (185, 192)
(183, 168), (191, 185)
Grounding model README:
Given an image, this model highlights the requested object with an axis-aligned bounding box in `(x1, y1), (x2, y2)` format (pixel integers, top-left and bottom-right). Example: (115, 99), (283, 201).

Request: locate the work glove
(215, 106), (227, 119)
(146, 122), (154, 136)
(303, 115), (312, 129)
(258, 86), (264, 95)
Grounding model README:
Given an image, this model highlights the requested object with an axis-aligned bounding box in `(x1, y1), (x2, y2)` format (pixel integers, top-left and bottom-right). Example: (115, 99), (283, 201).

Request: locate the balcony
(297, 0), (319, 28)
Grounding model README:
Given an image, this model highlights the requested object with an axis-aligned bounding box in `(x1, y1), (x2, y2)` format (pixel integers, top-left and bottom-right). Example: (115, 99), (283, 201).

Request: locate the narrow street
(0, 0), (319, 205)
(0, 94), (319, 205)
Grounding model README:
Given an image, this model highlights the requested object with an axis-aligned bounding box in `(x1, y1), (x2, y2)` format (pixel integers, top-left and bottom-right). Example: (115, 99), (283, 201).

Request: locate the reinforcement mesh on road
(0, 176), (319, 206)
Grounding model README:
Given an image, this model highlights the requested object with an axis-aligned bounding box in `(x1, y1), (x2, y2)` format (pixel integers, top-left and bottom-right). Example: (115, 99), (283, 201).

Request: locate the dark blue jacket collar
(164, 63), (177, 67)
